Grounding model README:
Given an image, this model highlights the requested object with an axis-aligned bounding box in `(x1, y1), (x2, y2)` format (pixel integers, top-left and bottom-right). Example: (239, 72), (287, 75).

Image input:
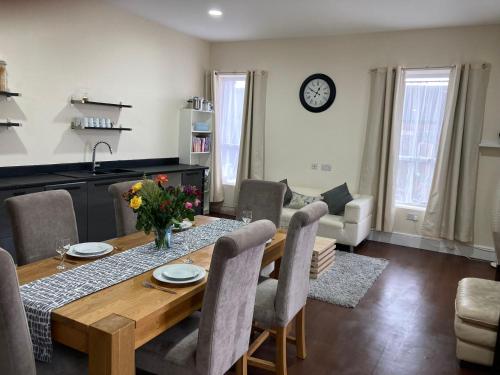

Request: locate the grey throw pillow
(321, 183), (353, 215)
(287, 191), (321, 209)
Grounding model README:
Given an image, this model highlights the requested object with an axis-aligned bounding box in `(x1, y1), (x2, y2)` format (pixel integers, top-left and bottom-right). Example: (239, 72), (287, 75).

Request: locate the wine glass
(56, 238), (71, 270)
(241, 210), (252, 224)
(183, 242), (193, 264)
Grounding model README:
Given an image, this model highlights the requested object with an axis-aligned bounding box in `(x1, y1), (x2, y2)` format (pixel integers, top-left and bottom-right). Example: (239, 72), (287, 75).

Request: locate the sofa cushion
(455, 278), (500, 329)
(281, 207), (344, 230)
(454, 316), (497, 349)
(287, 191), (321, 209)
(321, 183), (353, 215)
(279, 179), (293, 206)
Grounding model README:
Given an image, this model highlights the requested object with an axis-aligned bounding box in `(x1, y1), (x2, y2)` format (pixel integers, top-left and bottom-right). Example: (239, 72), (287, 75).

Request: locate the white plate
(172, 220), (194, 232)
(161, 264), (200, 281)
(153, 264), (206, 285)
(68, 242), (113, 258)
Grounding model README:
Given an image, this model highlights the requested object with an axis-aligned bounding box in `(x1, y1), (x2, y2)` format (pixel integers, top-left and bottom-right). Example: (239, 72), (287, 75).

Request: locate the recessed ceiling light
(208, 9), (223, 17)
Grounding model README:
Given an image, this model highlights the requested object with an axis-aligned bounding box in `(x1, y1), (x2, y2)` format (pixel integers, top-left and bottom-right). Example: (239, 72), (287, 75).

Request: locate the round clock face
(299, 73), (336, 113)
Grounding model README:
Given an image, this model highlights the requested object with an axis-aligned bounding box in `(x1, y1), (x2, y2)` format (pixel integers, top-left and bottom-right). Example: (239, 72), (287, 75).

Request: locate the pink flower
(184, 202), (193, 209)
(194, 199), (201, 207)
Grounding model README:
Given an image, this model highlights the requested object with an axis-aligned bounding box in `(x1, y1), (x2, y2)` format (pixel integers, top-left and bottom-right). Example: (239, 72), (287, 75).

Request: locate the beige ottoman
(455, 278), (500, 366)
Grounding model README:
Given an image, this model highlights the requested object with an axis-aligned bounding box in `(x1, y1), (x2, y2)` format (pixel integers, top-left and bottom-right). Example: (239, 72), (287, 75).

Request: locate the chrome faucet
(91, 141), (113, 173)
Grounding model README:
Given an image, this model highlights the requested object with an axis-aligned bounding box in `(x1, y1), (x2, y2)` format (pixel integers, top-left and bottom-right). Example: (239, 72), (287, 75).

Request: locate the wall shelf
(71, 98), (132, 108)
(191, 151), (210, 154)
(191, 130), (212, 134)
(72, 126), (132, 132)
(0, 122), (21, 127)
(0, 91), (21, 98)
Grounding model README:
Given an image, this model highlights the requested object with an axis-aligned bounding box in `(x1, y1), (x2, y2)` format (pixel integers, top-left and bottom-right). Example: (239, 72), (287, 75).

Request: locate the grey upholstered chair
(236, 179), (287, 227)
(108, 180), (140, 236)
(6, 190), (79, 266)
(136, 219), (277, 375)
(248, 201), (328, 375)
(0, 248), (87, 375)
(493, 178), (500, 281)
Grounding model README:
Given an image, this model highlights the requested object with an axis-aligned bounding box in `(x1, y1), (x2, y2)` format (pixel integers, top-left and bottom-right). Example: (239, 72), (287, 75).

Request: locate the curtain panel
(422, 63), (491, 243)
(234, 70), (268, 206)
(358, 67), (403, 232)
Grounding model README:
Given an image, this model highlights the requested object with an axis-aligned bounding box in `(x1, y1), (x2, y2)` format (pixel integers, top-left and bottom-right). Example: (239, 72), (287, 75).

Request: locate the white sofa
(280, 186), (374, 251)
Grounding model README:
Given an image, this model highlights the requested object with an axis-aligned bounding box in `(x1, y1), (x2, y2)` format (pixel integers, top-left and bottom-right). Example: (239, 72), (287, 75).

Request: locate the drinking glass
(241, 210), (252, 224)
(183, 242), (193, 264)
(56, 238), (71, 270)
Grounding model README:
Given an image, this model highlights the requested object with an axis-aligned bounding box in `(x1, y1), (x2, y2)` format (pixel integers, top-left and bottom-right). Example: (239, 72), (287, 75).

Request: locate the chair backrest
(493, 178), (500, 260)
(196, 219), (276, 375)
(0, 248), (36, 375)
(108, 180), (140, 237)
(236, 179), (286, 227)
(275, 201), (328, 326)
(6, 190), (79, 266)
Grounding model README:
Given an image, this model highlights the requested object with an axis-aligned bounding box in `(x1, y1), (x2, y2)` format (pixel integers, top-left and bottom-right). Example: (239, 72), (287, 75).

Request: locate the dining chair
(6, 190), (79, 266)
(0, 248), (87, 375)
(247, 201), (328, 375)
(236, 179), (287, 227)
(108, 180), (140, 236)
(136, 219), (277, 375)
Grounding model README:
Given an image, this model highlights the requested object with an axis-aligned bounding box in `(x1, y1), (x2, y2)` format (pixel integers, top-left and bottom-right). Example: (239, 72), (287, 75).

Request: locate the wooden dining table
(17, 215), (286, 375)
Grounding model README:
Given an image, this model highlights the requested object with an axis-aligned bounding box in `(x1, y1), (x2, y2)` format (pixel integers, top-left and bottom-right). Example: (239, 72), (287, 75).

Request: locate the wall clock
(299, 73), (336, 113)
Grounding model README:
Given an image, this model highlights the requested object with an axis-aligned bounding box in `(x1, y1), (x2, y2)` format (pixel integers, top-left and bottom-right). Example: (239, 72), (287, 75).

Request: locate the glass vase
(153, 226), (172, 250)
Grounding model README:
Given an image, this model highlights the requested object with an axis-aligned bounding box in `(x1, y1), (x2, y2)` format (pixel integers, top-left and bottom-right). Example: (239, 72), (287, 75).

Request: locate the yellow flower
(129, 196), (142, 210)
(132, 182), (143, 193)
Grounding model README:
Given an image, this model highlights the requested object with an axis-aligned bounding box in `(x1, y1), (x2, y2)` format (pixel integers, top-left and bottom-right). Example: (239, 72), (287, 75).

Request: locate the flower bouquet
(123, 174), (201, 249)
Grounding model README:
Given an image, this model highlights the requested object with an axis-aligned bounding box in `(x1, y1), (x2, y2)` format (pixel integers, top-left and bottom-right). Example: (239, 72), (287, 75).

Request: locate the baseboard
(368, 230), (496, 262)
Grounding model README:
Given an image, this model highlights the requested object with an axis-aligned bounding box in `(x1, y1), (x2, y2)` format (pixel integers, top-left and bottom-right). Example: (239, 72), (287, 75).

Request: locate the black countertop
(0, 158), (208, 190)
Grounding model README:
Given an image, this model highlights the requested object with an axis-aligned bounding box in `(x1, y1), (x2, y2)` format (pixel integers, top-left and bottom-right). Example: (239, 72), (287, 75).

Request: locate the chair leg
(296, 307), (306, 360)
(236, 354), (248, 375)
(276, 326), (288, 375)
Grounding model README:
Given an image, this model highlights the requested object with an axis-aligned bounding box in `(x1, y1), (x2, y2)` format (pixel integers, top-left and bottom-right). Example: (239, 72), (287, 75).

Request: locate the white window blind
(217, 74), (246, 185)
(395, 69), (451, 208)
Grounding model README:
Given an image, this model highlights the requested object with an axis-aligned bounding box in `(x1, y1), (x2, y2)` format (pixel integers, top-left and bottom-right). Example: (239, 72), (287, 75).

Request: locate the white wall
(210, 25), (500, 249)
(0, 0), (209, 166)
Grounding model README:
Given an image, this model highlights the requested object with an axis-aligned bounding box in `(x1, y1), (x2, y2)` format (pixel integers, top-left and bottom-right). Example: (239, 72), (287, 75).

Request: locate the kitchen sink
(54, 168), (138, 178)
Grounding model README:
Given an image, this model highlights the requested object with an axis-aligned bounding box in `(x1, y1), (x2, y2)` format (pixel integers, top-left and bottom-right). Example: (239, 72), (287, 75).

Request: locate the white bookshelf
(179, 108), (214, 214)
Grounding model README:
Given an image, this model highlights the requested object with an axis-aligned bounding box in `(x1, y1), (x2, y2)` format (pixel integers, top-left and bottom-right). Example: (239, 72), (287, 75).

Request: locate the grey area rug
(308, 252), (389, 308)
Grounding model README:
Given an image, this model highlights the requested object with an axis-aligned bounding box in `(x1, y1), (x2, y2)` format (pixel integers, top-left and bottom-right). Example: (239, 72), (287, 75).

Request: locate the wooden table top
(17, 215), (286, 351)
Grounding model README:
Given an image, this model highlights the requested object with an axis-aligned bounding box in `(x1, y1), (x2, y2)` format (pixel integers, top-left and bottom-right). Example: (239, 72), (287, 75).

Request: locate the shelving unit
(179, 108), (214, 214)
(70, 98), (132, 108)
(0, 91), (21, 98)
(479, 141), (500, 149)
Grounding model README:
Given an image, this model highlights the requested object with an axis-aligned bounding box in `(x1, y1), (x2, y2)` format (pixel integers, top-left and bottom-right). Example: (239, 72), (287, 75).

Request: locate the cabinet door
(182, 170), (204, 215)
(0, 187), (43, 261)
(45, 182), (88, 242)
(87, 178), (131, 242)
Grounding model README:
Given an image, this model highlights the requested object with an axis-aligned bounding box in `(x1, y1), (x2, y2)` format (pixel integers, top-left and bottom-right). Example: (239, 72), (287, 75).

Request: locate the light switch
(311, 163), (319, 170)
(321, 164), (332, 172)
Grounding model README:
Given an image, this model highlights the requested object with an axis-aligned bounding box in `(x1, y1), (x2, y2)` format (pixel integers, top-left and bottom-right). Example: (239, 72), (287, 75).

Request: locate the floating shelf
(0, 91), (21, 98)
(72, 126), (132, 132)
(191, 130), (212, 134)
(71, 98), (132, 108)
(0, 122), (21, 127)
(191, 151), (210, 154)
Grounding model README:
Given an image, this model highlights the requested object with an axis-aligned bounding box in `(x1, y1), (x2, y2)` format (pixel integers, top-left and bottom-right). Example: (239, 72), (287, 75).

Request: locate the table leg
(89, 314), (135, 375)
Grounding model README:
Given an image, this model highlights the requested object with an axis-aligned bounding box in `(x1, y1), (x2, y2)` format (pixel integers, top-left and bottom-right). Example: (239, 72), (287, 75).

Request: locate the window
(394, 69), (451, 208)
(217, 74), (246, 185)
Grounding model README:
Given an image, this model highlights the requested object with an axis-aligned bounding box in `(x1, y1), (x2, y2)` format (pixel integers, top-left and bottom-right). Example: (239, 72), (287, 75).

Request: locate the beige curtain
(358, 67), (404, 232)
(205, 71), (224, 203)
(422, 63), (491, 243)
(234, 70), (268, 205)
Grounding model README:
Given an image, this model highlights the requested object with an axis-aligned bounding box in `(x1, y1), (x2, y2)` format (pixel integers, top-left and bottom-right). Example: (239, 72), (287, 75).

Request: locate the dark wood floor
(239, 241), (496, 375)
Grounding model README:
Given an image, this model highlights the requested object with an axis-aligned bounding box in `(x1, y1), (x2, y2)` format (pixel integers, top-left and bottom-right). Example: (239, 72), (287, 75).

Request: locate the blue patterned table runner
(20, 219), (244, 362)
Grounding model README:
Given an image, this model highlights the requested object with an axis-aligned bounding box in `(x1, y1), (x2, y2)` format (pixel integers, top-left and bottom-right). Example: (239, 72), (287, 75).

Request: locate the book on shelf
(192, 135), (211, 153)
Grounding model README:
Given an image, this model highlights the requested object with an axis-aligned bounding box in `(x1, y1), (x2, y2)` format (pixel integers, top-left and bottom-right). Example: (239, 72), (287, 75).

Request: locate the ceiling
(109, 0), (500, 42)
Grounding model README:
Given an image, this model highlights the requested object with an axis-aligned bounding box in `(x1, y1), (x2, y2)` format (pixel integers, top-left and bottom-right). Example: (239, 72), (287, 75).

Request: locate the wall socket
(311, 163), (319, 170)
(406, 213), (419, 222)
(321, 164), (332, 172)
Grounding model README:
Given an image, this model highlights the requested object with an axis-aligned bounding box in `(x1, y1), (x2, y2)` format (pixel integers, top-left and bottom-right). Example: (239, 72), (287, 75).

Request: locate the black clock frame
(299, 73), (336, 113)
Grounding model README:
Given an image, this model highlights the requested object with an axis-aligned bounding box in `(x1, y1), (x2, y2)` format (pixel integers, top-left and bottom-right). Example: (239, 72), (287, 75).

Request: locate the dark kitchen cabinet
(0, 187), (43, 262)
(182, 170), (204, 215)
(45, 182), (88, 242)
(87, 177), (131, 242)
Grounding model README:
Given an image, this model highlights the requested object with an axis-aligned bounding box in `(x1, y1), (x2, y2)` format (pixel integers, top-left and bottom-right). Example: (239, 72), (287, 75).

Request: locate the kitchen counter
(0, 158), (208, 190)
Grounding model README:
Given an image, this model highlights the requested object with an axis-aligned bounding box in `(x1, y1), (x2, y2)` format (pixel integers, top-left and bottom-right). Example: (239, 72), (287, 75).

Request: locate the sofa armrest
(344, 195), (374, 223)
